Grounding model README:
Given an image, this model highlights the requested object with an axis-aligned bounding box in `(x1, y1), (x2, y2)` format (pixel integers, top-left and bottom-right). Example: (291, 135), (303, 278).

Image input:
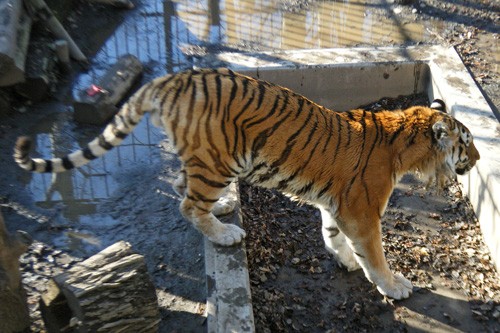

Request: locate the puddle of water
(76, 0), (448, 80)
(26, 0), (451, 253)
(24, 110), (164, 253)
(173, 0), (445, 49)
(28, 116), (163, 206)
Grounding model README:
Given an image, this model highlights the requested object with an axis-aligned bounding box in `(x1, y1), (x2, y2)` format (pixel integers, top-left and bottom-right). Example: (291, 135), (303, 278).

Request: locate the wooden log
(15, 38), (58, 102)
(40, 241), (160, 333)
(0, 88), (12, 116)
(54, 40), (71, 72)
(0, 0), (32, 87)
(24, 0), (88, 63)
(87, 0), (135, 9)
(0, 212), (33, 333)
(73, 54), (143, 125)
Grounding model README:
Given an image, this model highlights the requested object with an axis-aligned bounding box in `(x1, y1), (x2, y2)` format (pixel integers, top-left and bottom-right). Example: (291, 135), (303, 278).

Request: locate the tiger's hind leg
(179, 172), (245, 246)
(174, 167), (236, 216)
(211, 187), (237, 216)
(173, 169), (187, 196)
(319, 206), (361, 272)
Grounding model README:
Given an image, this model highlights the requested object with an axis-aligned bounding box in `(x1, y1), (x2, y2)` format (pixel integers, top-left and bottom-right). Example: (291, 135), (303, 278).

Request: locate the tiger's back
(14, 68), (479, 300)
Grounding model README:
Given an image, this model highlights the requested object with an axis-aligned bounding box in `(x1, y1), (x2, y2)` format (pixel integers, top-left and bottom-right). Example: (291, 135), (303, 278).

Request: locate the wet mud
(0, 0), (498, 332)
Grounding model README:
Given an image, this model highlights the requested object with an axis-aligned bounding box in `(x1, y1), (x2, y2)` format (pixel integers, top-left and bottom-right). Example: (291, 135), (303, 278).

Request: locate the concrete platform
(205, 184), (254, 333)
(204, 45), (499, 331)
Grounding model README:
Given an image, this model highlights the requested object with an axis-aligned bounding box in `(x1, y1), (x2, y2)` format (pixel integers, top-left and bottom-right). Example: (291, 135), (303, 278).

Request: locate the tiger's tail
(14, 80), (158, 173)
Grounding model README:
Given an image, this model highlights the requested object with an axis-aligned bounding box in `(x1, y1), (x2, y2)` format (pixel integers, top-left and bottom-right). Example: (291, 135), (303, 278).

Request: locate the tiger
(13, 68), (480, 300)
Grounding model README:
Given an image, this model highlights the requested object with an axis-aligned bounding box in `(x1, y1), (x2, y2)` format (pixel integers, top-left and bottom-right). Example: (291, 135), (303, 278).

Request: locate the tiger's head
(431, 114), (480, 186)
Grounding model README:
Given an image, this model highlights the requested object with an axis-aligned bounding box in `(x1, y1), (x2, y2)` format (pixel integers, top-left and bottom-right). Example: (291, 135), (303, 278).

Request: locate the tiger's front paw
(376, 273), (413, 300)
(208, 224), (246, 246)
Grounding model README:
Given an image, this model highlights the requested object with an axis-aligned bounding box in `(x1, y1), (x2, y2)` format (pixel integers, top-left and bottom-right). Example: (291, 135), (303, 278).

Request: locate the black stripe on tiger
(256, 82), (267, 110)
(82, 147), (98, 160)
(297, 181), (314, 196)
(317, 179), (334, 198)
(301, 114), (318, 150)
(61, 156), (74, 170)
(321, 112), (334, 154)
(360, 112), (380, 179)
(215, 75), (222, 117)
(188, 190), (220, 203)
(13, 136), (34, 171)
(227, 76), (238, 121)
(109, 117), (129, 139)
(352, 111), (367, 171)
(177, 80), (197, 156)
(333, 113), (343, 161)
(201, 73), (210, 111)
(44, 160), (53, 173)
(231, 100), (251, 168)
(189, 174), (230, 188)
(98, 134), (114, 150)
(276, 168), (300, 191)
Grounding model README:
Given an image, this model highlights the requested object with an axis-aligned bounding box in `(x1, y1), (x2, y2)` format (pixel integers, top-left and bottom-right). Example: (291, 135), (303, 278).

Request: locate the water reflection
(174, 0), (441, 50)
(29, 0), (441, 214)
(26, 113), (163, 223)
(25, 0), (445, 251)
(75, 0), (444, 82)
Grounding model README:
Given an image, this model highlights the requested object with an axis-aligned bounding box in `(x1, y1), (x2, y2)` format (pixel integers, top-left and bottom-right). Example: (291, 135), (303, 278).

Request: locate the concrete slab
(205, 183), (254, 333)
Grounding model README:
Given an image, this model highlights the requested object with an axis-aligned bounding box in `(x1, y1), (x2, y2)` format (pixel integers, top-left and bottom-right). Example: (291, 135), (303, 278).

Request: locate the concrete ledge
(205, 183), (254, 333)
(427, 49), (500, 274)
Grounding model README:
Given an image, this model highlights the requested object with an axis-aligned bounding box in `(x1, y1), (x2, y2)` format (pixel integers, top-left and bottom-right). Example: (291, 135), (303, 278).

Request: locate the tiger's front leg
(339, 214), (413, 300)
(180, 197), (245, 246)
(178, 170), (245, 246)
(174, 168), (236, 216)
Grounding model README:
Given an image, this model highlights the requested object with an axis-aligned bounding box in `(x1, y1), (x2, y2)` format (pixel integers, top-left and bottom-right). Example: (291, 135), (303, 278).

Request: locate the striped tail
(14, 88), (150, 173)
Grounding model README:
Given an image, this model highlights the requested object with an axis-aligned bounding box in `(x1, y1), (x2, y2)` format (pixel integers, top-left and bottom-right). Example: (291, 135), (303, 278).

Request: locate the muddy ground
(0, 0), (498, 332)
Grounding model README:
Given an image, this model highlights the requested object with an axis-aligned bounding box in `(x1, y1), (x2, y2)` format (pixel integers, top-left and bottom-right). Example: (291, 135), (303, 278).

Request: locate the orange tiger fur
(13, 68), (479, 299)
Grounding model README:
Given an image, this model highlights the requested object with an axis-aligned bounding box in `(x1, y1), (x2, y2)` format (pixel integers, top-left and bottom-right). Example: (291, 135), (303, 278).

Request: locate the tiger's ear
(432, 121), (449, 142)
(430, 99), (446, 112)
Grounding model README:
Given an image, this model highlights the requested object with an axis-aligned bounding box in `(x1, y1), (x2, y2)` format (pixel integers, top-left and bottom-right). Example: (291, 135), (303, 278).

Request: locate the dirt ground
(242, 179), (500, 332)
(0, 0), (498, 332)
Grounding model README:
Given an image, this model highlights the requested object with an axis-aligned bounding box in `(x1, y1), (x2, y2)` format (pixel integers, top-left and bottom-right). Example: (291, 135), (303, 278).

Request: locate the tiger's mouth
(456, 167), (469, 175)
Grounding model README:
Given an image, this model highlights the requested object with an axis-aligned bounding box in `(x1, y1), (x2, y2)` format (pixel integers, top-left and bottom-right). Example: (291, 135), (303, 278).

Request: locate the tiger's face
(453, 121), (480, 175)
(433, 116), (480, 178)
